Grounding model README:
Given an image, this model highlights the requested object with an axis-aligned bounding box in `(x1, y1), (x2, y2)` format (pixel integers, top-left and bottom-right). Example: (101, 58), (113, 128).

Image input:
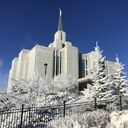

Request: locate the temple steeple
(53, 9), (66, 43)
(48, 9), (68, 49)
(58, 9), (63, 31)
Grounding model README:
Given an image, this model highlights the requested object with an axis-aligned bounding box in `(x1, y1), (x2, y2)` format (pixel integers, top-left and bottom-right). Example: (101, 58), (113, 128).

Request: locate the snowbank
(109, 110), (128, 128)
(48, 110), (128, 128)
(48, 110), (109, 128)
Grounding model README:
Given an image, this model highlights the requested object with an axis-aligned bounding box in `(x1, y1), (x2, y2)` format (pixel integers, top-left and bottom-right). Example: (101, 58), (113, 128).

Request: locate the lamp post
(44, 63), (48, 78)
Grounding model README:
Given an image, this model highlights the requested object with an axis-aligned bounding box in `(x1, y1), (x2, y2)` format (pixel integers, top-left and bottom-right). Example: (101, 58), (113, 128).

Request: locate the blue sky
(0, 0), (128, 90)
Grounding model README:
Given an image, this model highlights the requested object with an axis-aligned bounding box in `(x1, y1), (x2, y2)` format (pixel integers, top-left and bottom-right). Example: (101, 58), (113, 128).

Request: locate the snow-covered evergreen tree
(111, 54), (128, 95)
(91, 42), (111, 99)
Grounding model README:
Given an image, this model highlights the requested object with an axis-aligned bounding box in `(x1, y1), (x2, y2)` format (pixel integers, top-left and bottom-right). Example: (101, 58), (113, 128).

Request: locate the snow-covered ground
(110, 110), (128, 128)
(48, 110), (128, 128)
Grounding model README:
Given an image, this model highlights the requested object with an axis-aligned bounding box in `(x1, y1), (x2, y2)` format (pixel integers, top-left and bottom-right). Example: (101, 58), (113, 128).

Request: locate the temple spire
(58, 8), (63, 31)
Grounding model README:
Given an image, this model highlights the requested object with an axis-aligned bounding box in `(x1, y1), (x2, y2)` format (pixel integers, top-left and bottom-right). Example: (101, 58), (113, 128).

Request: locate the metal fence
(0, 104), (64, 128)
(0, 95), (128, 128)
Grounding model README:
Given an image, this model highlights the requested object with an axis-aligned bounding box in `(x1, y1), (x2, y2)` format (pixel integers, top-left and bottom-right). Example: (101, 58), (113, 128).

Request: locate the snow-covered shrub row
(48, 110), (110, 128)
(0, 74), (78, 110)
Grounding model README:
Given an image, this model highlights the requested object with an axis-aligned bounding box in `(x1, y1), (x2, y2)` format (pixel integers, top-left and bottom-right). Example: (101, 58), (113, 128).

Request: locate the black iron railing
(0, 95), (128, 128)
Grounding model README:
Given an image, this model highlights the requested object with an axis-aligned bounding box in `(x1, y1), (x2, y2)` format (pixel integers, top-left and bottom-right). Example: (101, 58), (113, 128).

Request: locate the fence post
(94, 97), (97, 110)
(20, 104), (24, 128)
(28, 107), (31, 126)
(119, 95), (122, 111)
(63, 101), (66, 117)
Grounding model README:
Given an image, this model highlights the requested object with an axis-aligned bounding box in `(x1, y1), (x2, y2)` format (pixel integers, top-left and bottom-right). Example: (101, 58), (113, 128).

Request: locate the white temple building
(7, 10), (116, 92)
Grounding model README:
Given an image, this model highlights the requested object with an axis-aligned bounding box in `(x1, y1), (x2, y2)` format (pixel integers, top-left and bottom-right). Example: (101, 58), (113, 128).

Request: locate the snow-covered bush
(0, 90), (15, 110)
(48, 110), (110, 128)
(51, 74), (78, 102)
(110, 110), (128, 128)
(9, 72), (53, 107)
(53, 74), (78, 95)
(81, 88), (96, 100)
(0, 90), (5, 110)
(6, 73), (79, 109)
(106, 103), (118, 112)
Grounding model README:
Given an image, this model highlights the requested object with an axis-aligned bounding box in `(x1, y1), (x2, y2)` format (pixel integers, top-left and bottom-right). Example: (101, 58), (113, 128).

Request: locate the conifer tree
(111, 54), (128, 95)
(92, 42), (110, 99)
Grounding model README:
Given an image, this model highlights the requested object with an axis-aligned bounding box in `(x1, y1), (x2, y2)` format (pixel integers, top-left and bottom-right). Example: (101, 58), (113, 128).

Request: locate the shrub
(48, 110), (110, 128)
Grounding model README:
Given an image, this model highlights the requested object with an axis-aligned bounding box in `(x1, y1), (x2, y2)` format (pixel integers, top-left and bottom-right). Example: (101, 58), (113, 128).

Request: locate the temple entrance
(79, 82), (87, 91)
(78, 80), (93, 91)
